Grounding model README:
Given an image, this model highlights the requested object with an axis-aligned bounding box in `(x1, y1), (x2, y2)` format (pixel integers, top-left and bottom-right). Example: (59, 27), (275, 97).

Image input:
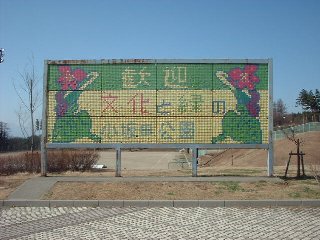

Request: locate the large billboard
(44, 59), (272, 147)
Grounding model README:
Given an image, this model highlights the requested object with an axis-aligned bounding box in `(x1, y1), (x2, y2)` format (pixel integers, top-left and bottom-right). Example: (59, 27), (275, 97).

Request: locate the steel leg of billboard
(115, 147), (121, 177)
(41, 61), (48, 177)
(192, 148), (198, 177)
(40, 142), (47, 177)
(267, 144), (274, 177)
(267, 58), (274, 177)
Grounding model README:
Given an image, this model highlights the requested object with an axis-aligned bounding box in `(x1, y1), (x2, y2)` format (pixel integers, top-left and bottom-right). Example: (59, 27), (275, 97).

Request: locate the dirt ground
(43, 179), (320, 200)
(95, 132), (320, 177)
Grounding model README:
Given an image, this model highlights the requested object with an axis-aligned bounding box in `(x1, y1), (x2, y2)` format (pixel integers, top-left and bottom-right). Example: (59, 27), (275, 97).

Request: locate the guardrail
(273, 122), (320, 140)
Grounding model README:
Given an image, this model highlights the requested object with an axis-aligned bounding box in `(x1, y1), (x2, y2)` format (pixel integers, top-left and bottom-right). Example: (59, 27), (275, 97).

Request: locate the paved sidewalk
(1, 207), (320, 239)
(8, 176), (282, 200)
(3, 176), (320, 239)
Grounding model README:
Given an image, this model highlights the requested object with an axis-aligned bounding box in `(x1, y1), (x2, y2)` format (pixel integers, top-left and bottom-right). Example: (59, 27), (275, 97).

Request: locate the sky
(0, 0), (319, 137)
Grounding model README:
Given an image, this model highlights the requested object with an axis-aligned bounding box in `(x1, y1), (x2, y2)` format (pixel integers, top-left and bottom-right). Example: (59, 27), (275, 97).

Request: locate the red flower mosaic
(228, 65), (260, 90)
(58, 66), (87, 90)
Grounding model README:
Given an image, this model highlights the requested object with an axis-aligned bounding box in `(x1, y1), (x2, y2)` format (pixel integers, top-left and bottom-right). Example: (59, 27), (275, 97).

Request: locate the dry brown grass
(46, 169), (191, 177)
(200, 132), (320, 168)
(43, 179), (320, 200)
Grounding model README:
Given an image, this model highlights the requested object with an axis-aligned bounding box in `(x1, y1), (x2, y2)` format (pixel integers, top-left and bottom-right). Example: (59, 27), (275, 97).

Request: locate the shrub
(0, 152), (39, 175)
(0, 150), (99, 175)
(47, 150), (99, 172)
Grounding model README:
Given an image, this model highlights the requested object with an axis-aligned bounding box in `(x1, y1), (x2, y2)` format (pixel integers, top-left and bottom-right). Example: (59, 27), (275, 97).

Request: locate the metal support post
(40, 139), (47, 176)
(192, 148), (198, 177)
(267, 58), (274, 177)
(115, 147), (121, 177)
(41, 60), (48, 177)
(267, 143), (274, 177)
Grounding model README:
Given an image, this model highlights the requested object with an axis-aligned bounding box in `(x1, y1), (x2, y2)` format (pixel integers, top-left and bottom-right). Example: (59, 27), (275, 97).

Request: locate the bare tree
(282, 127), (306, 178)
(13, 56), (41, 154)
(282, 127), (301, 146)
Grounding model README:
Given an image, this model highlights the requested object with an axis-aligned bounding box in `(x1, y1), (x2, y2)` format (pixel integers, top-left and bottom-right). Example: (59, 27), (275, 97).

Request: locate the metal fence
(273, 122), (320, 140)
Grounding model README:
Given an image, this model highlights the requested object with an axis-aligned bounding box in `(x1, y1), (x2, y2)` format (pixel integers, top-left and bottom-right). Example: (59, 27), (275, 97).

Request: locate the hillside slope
(200, 131), (320, 167)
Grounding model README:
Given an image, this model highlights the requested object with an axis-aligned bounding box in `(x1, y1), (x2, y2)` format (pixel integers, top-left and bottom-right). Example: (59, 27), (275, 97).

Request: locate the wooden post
(297, 139), (301, 178)
(301, 151), (305, 176)
(284, 152), (292, 178)
(285, 150), (305, 178)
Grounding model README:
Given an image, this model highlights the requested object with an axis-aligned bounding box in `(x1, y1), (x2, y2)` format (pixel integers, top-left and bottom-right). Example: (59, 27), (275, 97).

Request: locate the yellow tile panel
(212, 90), (237, 116)
(157, 90), (212, 116)
(157, 117), (213, 144)
(100, 117), (157, 143)
(101, 90), (157, 117)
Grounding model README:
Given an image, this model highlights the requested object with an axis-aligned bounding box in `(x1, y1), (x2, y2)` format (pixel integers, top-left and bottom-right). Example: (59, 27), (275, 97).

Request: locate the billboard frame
(41, 59), (273, 177)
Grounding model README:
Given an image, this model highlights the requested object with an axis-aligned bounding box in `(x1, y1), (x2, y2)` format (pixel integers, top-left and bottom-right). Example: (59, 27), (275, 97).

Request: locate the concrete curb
(2, 199), (320, 208)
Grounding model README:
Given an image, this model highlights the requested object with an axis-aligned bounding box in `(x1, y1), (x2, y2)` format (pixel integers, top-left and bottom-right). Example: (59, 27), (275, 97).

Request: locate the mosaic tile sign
(45, 60), (270, 145)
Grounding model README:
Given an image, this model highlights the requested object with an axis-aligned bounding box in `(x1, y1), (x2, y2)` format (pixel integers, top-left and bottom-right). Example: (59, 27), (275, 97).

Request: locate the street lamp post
(0, 48), (4, 63)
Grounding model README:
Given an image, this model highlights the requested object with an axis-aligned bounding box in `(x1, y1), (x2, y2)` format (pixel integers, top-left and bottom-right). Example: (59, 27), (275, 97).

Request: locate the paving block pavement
(1, 207), (320, 239)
